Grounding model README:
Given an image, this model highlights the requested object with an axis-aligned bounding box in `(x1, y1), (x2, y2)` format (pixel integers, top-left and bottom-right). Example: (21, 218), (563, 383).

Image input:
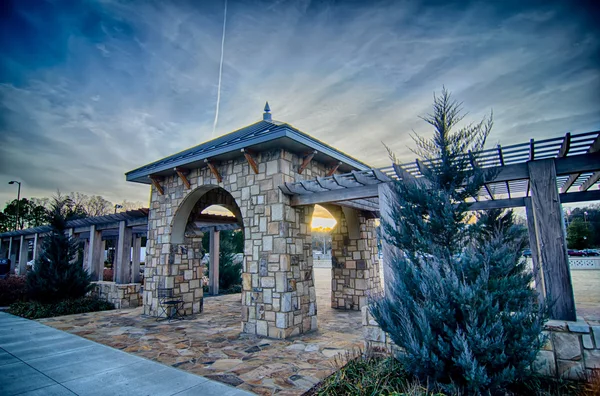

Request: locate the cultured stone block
(534, 350), (557, 377)
(592, 326), (600, 348)
(582, 334), (595, 350)
(584, 349), (600, 369)
(553, 332), (582, 360)
(567, 321), (590, 333)
(557, 359), (585, 380)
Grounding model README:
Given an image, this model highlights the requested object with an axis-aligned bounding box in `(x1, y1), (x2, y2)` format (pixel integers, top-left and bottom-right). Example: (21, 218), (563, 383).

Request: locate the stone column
(82, 238), (90, 272)
(131, 234), (142, 283)
(32, 233), (39, 267)
(330, 207), (381, 310)
(115, 221), (132, 284)
(8, 237), (14, 270)
(209, 228), (220, 295)
(87, 225), (104, 281)
(528, 159), (575, 321)
(18, 235), (28, 275)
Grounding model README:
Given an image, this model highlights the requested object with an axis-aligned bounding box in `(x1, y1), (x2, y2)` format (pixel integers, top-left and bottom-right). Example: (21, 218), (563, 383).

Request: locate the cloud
(0, 0), (599, 206)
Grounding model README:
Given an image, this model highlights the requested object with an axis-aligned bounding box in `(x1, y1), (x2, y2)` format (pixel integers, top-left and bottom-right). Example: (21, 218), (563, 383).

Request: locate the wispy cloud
(0, 0), (598, 205)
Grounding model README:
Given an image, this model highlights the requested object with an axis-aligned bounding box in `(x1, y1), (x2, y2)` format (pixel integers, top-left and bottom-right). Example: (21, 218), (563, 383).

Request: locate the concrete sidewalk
(0, 312), (254, 396)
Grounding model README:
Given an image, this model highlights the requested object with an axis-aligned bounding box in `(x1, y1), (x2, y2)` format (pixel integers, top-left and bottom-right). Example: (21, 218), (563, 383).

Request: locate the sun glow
(311, 216), (337, 230)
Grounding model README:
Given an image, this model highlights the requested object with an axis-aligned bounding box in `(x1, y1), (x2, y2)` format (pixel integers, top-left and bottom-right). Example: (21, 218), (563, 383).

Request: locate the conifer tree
(371, 88), (545, 394)
(27, 197), (92, 302)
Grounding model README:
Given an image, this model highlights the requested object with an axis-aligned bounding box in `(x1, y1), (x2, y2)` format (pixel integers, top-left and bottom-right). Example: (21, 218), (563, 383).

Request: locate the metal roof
(125, 119), (371, 184)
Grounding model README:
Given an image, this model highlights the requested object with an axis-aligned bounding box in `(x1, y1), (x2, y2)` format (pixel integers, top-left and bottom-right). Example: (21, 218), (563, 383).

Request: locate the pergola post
(524, 197), (545, 304)
(378, 183), (399, 292)
(115, 221), (132, 284)
(528, 159), (576, 321)
(209, 228), (220, 295)
(32, 233), (39, 266)
(18, 235), (28, 275)
(131, 234), (142, 283)
(88, 225), (104, 281)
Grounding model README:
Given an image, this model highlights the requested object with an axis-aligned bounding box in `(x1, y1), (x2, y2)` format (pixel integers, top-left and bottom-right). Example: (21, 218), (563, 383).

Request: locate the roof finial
(263, 101), (272, 121)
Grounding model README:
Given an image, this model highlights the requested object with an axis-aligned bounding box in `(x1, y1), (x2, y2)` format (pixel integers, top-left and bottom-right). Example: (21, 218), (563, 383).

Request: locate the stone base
(90, 281), (142, 309)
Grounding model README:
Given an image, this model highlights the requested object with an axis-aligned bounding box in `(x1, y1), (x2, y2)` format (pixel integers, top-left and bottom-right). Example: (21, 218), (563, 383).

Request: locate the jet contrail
(212, 0), (228, 137)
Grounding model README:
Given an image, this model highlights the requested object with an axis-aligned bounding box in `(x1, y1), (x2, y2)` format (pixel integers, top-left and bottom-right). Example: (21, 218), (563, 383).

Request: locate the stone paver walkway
(0, 312), (253, 396)
(36, 269), (365, 395)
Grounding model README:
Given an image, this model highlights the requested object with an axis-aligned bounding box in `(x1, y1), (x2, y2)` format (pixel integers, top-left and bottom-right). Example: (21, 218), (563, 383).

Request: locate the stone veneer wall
(90, 281), (142, 309)
(328, 206), (381, 310)
(361, 307), (600, 379)
(145, 148), (334, 338)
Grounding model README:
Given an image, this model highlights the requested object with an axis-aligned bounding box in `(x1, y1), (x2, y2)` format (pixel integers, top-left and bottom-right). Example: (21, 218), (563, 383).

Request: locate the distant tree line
(565, 205), (599, 249)
(0, 192), (144, 232)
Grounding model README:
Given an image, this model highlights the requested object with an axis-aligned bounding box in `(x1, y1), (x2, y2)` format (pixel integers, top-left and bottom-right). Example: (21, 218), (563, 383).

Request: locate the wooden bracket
(174, 167), (191, 189)
(148, 175), (164, 195)
(205, 159), (222, 182)
(298, 150), (317, 174)
(326, 161), (342, 177)
(241, 148), (259, 174)
(558, 132), (571, 158)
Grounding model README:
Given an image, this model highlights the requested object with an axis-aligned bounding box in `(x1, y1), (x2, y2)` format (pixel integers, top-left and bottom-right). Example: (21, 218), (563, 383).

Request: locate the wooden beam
(529, 139), (535, 161)
(298, 150), (317, 174)
(148, 176), (164, 195)
(174, 167), (191, 189)
(467, 189), (600, 210)
(469, 150), (494, 200)
(579, 171), (600, 192)
(558, 132), (571, 158)
(326, 161), (342, 177)
(289, 185), (379, 206)
(204, 159), (222, 182)
(528, 159), (575, 321)
(241, 148), (259, 174)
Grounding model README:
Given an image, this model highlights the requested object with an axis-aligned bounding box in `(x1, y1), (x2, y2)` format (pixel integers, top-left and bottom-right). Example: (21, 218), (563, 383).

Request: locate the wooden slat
(529, 139), (535, 161)
(241, 148), (259, 174)
(498, 145), (511, 198)
(326, 161), (342, 177)
(351, 170), (380, 185)
(469, 150), (494, 200)
(298, 151), (317, 174)
(316, 176), (344, 190)
(148, 176), (164, 195)
(204, 159), (222, 183)
(332, 173), (362, 188)
(174, 167), (191, 189)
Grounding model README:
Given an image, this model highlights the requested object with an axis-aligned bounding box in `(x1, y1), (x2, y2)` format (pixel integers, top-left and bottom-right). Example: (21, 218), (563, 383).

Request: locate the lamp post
(114, 204), (123, 214)
(8, 181), (21, 231)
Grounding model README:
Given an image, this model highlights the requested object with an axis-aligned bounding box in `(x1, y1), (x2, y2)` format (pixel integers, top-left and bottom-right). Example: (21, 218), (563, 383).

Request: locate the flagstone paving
(38, 269), (364, 395)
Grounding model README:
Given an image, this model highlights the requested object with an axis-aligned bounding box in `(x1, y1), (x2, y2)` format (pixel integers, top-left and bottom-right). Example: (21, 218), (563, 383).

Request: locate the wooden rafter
(241, 148), (259, 174)
(298, 151), (317, 174)
(174, 167), (191, 189)
(204, 159), (222, 183)
(326, 161), (342, 176)
(529, 139), (535, 161)
(558, 132), (571, 158)
(148, 176), (164, 195)
(579, 171), (600, 192)
(561, 133), (600, 193)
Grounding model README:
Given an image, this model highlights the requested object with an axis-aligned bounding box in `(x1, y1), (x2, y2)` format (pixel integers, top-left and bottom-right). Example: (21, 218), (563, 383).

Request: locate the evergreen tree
(27, 197), (92, 302)
(566, 218), (591, 250)
(371, 88), (545, 394)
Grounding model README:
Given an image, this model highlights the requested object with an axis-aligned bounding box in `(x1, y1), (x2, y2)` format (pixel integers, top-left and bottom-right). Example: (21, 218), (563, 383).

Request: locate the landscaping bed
(305, 351), (597, 396)
(8, 297), (114, 319)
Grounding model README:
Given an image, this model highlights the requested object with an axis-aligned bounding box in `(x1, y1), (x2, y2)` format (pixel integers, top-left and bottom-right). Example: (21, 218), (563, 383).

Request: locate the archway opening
(311, 205), (337, 313)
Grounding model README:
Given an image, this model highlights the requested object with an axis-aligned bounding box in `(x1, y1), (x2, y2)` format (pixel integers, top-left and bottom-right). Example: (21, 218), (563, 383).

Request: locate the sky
(1, 0), (599, 210)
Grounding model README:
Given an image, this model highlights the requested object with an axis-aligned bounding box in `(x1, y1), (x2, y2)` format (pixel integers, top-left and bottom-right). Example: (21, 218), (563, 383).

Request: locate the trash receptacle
(0, 258), (10, 279)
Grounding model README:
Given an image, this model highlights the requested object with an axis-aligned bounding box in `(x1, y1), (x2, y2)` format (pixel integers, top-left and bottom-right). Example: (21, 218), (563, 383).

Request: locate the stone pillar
(82, 238), (89, 272)
(528, 159), (576, 321)
(131, 234), (142, 283)
(115, 221), (132, 284)
(209, 228), (220, 295)
(330, 207), (381, 310)
(8, 237), (14, 269)
(88, 225), (104, 281)
(18, 235), (28, 275)
(32, 233), (39, 266)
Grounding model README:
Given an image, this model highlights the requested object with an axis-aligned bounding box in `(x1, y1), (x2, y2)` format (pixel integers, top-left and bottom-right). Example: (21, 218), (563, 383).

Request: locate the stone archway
(144, 185), (244, 317)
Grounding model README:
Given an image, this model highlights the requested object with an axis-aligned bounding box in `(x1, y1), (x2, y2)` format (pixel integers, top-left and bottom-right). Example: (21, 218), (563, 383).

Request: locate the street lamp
(114, 204), (123, 214)
(8, 181), (21, 231)
(584, 211), (589, 224)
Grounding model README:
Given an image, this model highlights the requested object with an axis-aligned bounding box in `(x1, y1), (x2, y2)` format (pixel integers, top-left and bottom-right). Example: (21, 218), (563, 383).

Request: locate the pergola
(280, 130), (600, 321)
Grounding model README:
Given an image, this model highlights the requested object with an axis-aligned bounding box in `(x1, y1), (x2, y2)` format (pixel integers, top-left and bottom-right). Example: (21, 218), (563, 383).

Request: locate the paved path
(0, 312), (254, 396)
